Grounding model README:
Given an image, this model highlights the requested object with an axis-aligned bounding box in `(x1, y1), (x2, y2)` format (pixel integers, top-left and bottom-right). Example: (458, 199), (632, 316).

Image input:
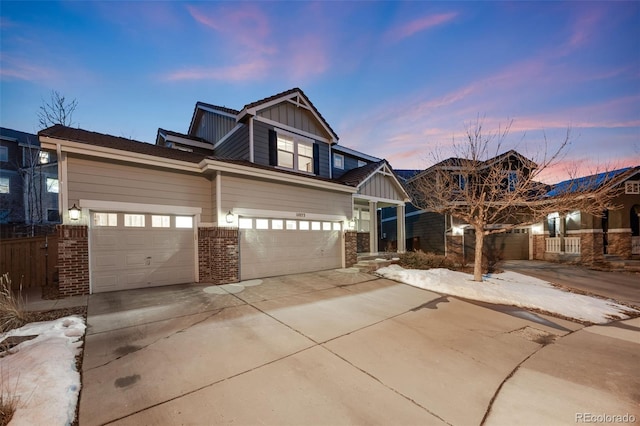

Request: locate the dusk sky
(1, 1), (638, 183)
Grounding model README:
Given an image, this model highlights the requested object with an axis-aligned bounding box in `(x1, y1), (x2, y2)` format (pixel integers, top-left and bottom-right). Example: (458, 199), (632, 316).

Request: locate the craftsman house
(381, 150), (537, 262)
(40, 88), (409, 296)
(533, 166), (640, 264)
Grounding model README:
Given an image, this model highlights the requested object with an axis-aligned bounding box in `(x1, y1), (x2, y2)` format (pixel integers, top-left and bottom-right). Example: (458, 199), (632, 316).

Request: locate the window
(626, 181), (640, 194)
(286, 220), (297, 230)
(333, 153), (344, 169)
(322, 222), (331, 231)
(508, 171), (518, 191)
(256, 219), (269, 229)
(175, 216), (193, 228)
(0, 146), (7, 162)
(357, 160), (366, 168)
(0, 209), (8, 223)
(124, 214), (145, 227)
(276, 132), (314, 173)
(355, 208), (370, 232)
(0, 177), (9, 194)
(39, 151), (50, 164)
(272, 219), (283, 230)
(152, 215), (170, 227)
(46, 178), (59, 193)
(239, 218), (252, 229)
(299, 221), (309, 230)
(94, 213), (117, 227)
(47, 209), (60, 222)
(311, 221), (321, 231)
(454, 174), (467, 190)
(333, 222), (341, 231)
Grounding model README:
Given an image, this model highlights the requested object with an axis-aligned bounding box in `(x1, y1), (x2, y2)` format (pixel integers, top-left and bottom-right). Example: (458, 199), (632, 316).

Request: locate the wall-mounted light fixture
(225, 210), (234, 224)
(69, 204), (81, 221)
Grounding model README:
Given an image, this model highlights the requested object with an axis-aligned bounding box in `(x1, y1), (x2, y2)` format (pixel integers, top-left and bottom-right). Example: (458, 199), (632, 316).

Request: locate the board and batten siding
(221, 174), (351, 218)
(257, 102), (330, 140)
(195, 111), (237, 144)
(215, 124), (249, 160)
(253, 119), (331, 178)
(66, 156), (214, 222)
(359, 173), (404, 201)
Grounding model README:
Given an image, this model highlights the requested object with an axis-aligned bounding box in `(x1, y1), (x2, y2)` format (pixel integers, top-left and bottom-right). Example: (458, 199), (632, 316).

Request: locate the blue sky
(1, 1), (638, 182)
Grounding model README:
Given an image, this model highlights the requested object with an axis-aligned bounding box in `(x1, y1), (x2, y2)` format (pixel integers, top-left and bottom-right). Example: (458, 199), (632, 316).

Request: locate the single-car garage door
(90, 212), (195, 293)
(240, 217), (342, 280)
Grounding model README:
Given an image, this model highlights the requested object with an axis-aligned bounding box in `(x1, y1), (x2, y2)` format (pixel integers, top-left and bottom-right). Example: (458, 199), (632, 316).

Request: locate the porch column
(559, 214), (566, 253)
(369, 200), (377, 253)
(396, 204), (406, 253)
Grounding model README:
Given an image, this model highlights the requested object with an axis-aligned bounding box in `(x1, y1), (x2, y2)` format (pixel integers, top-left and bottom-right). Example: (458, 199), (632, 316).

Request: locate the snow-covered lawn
(1, 316), (85, 426)
(377, 265), (639, 324)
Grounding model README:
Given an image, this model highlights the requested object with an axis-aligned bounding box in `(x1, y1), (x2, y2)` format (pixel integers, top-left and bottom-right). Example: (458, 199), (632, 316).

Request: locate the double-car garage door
(239, 217), (343, 280)
(90, 212), (195, 293)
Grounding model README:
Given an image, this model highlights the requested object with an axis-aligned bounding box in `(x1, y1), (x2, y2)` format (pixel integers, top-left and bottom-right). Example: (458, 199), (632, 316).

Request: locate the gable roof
(237, 88), (339, 142)
(332, 145), (381, 163)
(1, 127), (39, 147)
(337, 160), (410, 202)
(157, 128), (209, 145)
(546, 166), (639, 197)
(188, 102), (239, 136)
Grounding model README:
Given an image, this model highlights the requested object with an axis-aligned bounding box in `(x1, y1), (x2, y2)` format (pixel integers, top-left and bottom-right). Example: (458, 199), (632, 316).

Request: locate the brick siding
(580, 231), (605, 264)
(356, 232), (370, 253)
(198, 227), (239, 285)
(533, 235), (545, 260)
(56, 225), (90, 297)
(607, 231), (632, 259)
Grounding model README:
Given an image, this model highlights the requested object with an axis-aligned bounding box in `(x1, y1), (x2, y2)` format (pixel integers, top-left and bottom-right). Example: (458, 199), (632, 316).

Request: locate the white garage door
(90, 212), (195, 293)
(240, 217), (342, 280)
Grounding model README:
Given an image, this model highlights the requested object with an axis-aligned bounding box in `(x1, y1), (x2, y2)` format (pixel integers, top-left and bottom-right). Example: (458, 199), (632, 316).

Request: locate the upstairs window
(270, 129), (317, 174)
(46, 178), (59, 193)
(0, 146), (7, 162)
(39, 151), (50, 164)
(626, 181), (640, 194)
(0, 177), (9, 194)
(333, 153), (344, 169)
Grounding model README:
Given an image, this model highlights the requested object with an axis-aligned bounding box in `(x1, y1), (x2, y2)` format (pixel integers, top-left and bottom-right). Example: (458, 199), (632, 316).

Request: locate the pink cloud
(386, 12), (458, 43)
(286, 34), (329, 80)
(163, 60), (269, 82)
(0, 53), (57, 82)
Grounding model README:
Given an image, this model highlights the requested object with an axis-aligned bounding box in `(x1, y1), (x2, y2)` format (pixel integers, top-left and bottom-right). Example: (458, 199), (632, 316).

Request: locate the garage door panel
(91, 212), (195, 293)
(240, 222), (342, 280)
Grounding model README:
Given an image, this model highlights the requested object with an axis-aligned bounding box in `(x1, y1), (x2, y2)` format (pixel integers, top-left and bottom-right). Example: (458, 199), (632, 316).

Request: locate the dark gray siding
(332, 154), (370, 179)
(253, 120), (331, 178)
(195, 111), (237, 144)
(215, 124), (249, 160)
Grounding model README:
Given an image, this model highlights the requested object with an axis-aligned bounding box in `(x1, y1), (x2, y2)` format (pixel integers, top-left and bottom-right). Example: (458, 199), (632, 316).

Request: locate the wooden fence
(0, 235), (58, 290)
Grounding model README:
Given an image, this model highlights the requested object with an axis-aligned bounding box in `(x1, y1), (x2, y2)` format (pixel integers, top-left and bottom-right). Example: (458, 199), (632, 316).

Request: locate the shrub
(0, 273), (28, 333)
(398, 250), (459, 270)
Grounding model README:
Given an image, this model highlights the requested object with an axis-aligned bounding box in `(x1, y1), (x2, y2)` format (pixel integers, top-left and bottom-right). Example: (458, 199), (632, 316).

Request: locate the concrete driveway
(79, 268), (639, 425)
(502, 260), (640, 307)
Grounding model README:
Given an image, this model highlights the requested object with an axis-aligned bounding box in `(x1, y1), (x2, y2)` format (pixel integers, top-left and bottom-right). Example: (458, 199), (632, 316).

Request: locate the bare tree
(409, 118), (622, 282)
(37, 90), (77, 129)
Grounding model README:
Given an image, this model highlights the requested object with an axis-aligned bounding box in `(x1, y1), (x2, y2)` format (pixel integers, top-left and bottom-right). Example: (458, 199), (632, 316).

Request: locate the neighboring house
(381, 150), (538, 262)
(39, 88), (409, 297)
(0, 127), (60, 232)
(533, 166), (640, 263)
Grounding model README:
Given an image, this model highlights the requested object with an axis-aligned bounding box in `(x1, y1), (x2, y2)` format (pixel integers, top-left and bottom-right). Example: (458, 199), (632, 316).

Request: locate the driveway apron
(79, 268), (634, 425)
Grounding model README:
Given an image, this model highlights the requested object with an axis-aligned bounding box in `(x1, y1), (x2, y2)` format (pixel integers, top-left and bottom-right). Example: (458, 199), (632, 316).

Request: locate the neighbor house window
(277, 132), (314, 173)
(46, 178), (59, 193)
(124, 214), (145, 227)
(94, 213), (117, 227)
(626, 181), (640, 194)
(0, 146), (7, 162)
(39, 151), (50, 164)
(0, 177), (9, 194)
(508, 171), (518, 191)
(47, 209), (60, 222)
(0, 209), (8, 223)
(333, 153), (344, 169)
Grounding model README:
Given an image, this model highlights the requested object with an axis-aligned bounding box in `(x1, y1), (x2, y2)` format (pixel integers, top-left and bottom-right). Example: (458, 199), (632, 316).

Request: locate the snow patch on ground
(376, 265), (638, 324)
(1, 315), (85, 426)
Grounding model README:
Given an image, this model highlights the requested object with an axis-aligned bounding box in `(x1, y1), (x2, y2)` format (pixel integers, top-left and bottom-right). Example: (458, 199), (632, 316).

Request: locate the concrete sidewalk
(78, 269), (639, 425)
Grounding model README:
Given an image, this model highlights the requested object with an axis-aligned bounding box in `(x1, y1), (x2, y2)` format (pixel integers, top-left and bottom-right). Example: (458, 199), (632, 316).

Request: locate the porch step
(354, 254), (400, 273)
(603, 256), (640, 272)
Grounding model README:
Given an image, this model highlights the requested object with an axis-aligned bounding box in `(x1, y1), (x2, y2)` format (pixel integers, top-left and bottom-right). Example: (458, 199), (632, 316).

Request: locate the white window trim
(275, 128), (315, 173)
(625, 181), (640, 194)
(333, 153), (344, 169)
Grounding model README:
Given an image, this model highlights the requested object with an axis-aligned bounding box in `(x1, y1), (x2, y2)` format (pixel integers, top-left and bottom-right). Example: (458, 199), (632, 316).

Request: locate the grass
(0, 273), (29, 334)
(397, 250), (461, 271)
(0, 367), (19, 426)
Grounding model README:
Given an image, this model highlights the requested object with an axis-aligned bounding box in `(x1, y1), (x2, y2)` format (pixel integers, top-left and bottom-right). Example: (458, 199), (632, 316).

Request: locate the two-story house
(0, 127), (60, 235)
(381, 150), (538, 262)
(39, 88), (409, 296)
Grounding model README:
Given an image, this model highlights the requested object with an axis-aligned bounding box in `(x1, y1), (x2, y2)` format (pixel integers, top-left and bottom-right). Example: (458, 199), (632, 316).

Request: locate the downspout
(249, 116), (254, 163)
